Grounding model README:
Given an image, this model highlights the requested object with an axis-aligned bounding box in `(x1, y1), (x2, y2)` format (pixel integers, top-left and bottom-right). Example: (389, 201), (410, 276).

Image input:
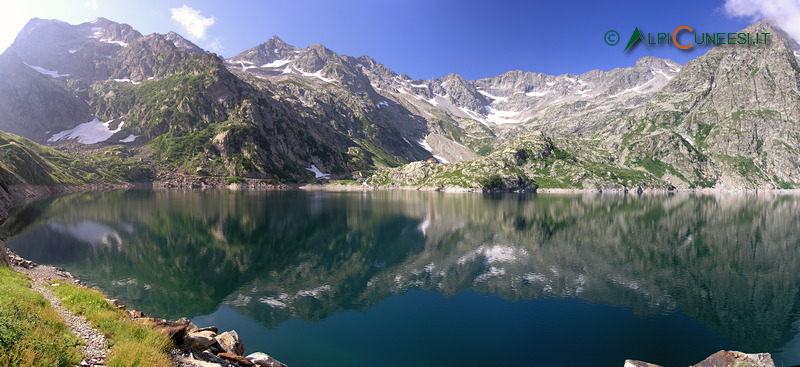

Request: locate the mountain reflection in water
(3, 190), (799, 366)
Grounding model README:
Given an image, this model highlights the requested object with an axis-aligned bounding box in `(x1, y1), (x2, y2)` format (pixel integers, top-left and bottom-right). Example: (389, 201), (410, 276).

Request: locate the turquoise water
(2, 190), (799, 366)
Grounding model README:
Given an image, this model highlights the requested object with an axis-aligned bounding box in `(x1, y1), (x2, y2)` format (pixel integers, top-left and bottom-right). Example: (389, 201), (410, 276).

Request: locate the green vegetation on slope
(0, 267), (82, 367)
(0, 131), (109, 185)
(368, 131), (669, 190)
(94, 53), (232, 139)
(49, 281), (173, 367)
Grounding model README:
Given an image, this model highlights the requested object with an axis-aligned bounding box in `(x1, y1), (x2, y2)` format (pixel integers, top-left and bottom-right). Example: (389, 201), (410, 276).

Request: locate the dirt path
(15, 264), (108, 366)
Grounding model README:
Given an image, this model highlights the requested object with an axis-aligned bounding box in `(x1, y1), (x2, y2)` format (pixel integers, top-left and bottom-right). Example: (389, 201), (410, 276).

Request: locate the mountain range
(0, 17), (798, 190)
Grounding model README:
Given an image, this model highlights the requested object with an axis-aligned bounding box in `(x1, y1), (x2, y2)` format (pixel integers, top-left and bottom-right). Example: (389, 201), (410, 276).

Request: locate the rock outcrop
(122, 311), (287, 367)
(625, 350), (776, 367)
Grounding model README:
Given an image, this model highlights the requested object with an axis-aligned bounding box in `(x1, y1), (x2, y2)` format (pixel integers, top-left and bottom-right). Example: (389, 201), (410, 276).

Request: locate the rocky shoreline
(2, 246), (286, 367)
(626, 350), (776, 367)
(153, 176), (800, 195)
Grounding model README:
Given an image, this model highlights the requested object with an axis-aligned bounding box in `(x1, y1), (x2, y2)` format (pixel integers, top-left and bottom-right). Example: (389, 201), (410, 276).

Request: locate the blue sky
(0, 0), (788, 80)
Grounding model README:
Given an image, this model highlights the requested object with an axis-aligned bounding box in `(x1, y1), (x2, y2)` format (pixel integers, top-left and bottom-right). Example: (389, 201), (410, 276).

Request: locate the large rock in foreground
(693, 351), (775, 367)
(625, 351), (776, 367)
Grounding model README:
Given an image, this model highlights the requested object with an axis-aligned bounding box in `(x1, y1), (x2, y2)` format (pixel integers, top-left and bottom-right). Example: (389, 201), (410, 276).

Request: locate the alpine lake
(2, 189), (799, 367)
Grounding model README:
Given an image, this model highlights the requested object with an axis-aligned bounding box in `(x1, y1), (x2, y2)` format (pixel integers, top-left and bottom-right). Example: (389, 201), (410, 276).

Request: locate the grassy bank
(0, 266), (82, 367)
(48, 280), (173, 367)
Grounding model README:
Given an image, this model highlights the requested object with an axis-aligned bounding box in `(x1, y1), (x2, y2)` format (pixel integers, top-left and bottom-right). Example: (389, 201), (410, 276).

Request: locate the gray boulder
(183, 330), (217, 351)
(246, 352), (287, 367)
(215, 330), (245, 356)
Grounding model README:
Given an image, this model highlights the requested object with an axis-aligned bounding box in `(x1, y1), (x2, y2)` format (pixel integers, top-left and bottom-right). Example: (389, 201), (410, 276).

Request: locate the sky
(0, 0), (795, 80)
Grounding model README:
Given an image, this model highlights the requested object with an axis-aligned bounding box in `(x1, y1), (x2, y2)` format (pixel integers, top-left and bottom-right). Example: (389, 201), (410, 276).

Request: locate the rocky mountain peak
(111, 33), (190, 81)
(663, 18), (798, 96)
(227, 36), (301, 67)
(87, 17), (117, 27)
(163, 32), (204, 55)
(635, 56), (679, 70)
(622, 20), (800, 188)
(354, 55), (398, 84)
(14, 18), (65, 37)
(293, 44), (340, 73)
(266, 35), (290, 47)
(10, 18), (83, 58)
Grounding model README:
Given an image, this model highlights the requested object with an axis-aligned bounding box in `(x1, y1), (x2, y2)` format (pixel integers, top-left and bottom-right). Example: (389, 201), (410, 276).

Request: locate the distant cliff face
(0, 17), (798, 188)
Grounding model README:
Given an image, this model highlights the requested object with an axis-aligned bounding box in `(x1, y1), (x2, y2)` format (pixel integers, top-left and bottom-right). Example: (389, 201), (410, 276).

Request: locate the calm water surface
(2, 190), (800, 367)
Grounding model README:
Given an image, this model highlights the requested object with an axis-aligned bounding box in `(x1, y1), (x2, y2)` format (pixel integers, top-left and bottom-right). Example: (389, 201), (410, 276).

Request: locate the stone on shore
(247, 352), (287, 367)
(216, 330), (245, 355)
(126, 310), (146, 319)
(624, 360), (661, 367)
(149, 317), (198, 346)
(219, 352), (255, 366)
(184, 330), (218, 351)
(693, 351), (775, 367)
(6, 249), (36, 269)
(196, 326), (220, 334)
(625, 351), (776, 367)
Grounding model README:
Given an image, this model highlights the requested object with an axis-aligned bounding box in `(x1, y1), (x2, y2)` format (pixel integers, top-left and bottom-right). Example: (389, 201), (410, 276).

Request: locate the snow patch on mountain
(417, 137), (449, 163)
(306, 165), (330, 179)
(88, 27), (102, 39)
(261, 59), (290, 68)
(113, 78), (141, 85)
(282, 65), (333, 82)
(234, 61), (257, 70)
(484, 106), (521, 125)
(24, 62), (69, 78)
(478, 89), (508, 102)
(525, 91), (549, 97)
(48, 118), (125, 144)
(100, 39), (128, 47)
(119, 134), (138, 143)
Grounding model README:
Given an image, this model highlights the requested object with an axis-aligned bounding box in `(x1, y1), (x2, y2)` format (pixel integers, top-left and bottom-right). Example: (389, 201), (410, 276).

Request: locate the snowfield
(48, 118), (124, 144)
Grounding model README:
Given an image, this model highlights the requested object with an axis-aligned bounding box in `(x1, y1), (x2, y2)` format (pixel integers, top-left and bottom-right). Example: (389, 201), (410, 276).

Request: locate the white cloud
(724, 0), (800, 43)
(84, 0), (97, 9)
(170, 5), (214, 40)
(206, 37), (223, 53)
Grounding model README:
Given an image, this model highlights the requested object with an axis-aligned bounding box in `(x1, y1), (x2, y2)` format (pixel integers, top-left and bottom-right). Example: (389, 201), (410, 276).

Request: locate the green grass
(48, 281), (173, 367)
(636, 157), (679, 180)
(0, 131), (111, 185)
(0, 267), (82, 367)
(730, 109), (779, 121)
(225, 176), (245, 184)
(150, 123), (218, 168)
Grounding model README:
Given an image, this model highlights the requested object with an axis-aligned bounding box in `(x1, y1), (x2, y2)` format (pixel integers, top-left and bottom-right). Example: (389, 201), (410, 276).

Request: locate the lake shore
(2, 245), (287, 367)
(5, 181), (800, 227)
